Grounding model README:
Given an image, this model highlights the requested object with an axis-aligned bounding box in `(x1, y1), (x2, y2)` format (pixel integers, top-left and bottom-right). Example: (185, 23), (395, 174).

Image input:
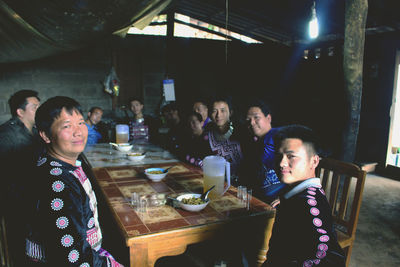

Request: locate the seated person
(240, 99), (285, 203)
(182, 112), (211, 167)
(85, 106), (105, 145)
(128, 97), (159, 143)
(0, 89), (41, 266)
(263, 125), (345, 267)
(161, 102), (186, 156)
(205, 96), (243, 179)
(27, 96), (124, 266)
(193, 99), (211, 128)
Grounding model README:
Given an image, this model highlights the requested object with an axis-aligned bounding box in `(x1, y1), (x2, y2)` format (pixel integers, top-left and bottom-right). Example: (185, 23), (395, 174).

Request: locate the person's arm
(40, 176), (112, 266)
(296, 193), (346, 267)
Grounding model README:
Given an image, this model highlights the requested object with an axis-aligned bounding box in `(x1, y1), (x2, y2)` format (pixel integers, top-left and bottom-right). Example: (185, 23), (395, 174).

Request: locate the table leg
(129, 241), (188, 267)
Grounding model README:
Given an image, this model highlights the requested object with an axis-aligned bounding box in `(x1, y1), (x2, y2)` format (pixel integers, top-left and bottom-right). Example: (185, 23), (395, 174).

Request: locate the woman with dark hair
(205, 96), (243, 179)
(182, 111), (212, 167)
(27, 96), (123, 266)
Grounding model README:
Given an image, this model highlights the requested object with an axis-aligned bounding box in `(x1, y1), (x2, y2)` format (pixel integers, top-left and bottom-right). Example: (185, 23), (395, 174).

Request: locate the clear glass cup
(131, 192), (139, 207)
(246, 189), (253, 210)
(138, 198), (147, 213)
(237, 185), (246, 200)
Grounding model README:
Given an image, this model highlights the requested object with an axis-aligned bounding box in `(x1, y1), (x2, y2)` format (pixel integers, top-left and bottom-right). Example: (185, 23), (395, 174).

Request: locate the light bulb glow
(309, 2), (319, 39)
(309, 17), (319, 38)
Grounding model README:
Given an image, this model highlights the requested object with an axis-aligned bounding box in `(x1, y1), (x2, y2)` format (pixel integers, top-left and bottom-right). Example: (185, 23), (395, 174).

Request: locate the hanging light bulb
(309, 1), (319, 39)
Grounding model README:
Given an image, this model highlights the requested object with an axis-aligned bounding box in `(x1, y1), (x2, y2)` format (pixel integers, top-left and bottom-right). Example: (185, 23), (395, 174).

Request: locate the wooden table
(85, 144), (276, 267)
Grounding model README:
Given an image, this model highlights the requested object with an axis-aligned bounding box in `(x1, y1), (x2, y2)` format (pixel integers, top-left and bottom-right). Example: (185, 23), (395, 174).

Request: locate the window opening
(127, 13), (262, 44)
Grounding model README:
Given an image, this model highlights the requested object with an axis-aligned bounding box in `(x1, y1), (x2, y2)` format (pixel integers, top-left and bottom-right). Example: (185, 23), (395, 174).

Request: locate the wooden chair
(0, 215), (11, 267)
(316, 157), (366, 266)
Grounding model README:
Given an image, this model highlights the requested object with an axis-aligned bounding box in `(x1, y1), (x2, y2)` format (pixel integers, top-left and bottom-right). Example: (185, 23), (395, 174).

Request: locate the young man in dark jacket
(263, 125), (345, 267)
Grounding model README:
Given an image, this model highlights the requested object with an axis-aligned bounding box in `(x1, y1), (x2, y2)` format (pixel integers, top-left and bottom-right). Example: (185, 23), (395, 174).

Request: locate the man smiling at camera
(263, 125), (345, 267)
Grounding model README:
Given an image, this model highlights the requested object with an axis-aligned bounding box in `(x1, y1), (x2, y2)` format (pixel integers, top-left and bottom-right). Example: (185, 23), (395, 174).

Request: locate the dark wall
(357, 33), (400, 172)
(2, 32), (399, 172)
(109, 35), (353, 160)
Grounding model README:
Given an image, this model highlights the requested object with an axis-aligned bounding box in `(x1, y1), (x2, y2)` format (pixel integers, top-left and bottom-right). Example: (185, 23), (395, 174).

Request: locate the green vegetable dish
(181, 197), (206, 205)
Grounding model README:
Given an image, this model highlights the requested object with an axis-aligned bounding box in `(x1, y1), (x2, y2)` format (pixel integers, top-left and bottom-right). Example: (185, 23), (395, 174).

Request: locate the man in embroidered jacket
(263, 125), (345, 267)
(27, 96), (124, 266)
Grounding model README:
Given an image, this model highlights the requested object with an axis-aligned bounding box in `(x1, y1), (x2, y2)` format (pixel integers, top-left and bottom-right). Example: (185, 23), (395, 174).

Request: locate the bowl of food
(176, 193), (210, 212)
(144, 168), (167, 182)
(127, 152), (145, 161)
(115, 143), (133, 152)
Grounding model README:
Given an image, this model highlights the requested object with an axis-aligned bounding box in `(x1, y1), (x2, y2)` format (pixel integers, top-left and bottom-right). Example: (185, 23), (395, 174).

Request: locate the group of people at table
(0, 89), (346, 266)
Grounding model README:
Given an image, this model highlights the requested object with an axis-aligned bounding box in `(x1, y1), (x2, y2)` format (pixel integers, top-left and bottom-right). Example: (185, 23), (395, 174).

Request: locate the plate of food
(127, 152), (145, 161)
(144, 168), (168, 182)
(176, 193), (210, 212)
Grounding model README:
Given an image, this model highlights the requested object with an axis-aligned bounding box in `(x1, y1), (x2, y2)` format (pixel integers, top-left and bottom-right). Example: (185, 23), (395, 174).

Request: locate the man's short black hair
(211, 95), (233, 114)
(8, 90), (40, 117)
(274, 124), (321, 157)
(193, 98), (208, 108)
(89, 106), (103, 113)
(128, 97), (143, 105)
(35, 96), (83, 137)
(161, 102), (179, 113)
(246, 99), (271, 117)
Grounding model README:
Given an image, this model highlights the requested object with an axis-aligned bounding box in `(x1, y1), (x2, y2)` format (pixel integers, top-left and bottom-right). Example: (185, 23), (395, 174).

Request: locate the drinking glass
(131, 192), (139, 207)
(138, 198), (147, 213)
(246, 189), (253, 210)
(237, 185), (247, 201)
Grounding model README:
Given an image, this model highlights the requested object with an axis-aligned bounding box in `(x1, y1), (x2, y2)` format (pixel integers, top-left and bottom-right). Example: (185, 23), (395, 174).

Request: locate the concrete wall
(0, 42), (113, 124)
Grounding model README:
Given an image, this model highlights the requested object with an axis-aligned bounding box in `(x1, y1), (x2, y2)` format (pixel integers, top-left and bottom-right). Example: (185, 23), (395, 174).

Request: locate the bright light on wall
(309, 1), (319, 39)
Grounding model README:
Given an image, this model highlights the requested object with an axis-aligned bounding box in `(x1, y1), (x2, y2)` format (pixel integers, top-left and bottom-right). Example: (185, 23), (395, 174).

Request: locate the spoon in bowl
(201, 185), (215, 201)
(163, 166), (174, 173)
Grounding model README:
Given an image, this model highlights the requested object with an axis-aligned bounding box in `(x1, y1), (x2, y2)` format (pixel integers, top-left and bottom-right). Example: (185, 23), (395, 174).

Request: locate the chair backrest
(316, 157), (366, 238)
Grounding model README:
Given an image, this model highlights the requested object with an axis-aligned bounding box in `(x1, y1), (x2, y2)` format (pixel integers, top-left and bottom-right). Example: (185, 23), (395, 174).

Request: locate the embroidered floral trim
(310, 207), (320, 216)
(50, 167), (62, 176)
(50, 161), (62, 167)
(68, 249), (79, 263)
(312, 218), (322, 227)
(307, 199), (317, 206)
(51, 198), (64, 211)
(319, 235), (330, 242)
(307, 190), (316, 195)
(52, 181), (65, 192)
(318, 243), (328, 251)
(56, 217), (69, 229)
(316, 250), (327, 259)
(80, 263), (90, 267)
(37, 157), (47, 166)
(61, 234), (74, 247)
(304, 189), (331, 265)
(303, 260), (313, 267)
(88, 217), (95, 228)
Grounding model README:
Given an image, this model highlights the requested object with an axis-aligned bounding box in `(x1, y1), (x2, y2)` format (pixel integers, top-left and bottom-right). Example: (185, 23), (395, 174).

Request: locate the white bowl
(115, 143), (133, 152)
(144, 168), (168, 182)
(176, 193), (209, 212)
(127, 152), (145, 161)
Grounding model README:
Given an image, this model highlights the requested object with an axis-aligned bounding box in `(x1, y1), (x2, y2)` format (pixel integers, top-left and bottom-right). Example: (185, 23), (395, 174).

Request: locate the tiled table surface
(86, 143), (276, 266)
(84, 143), (179, 169)
(92, 162), (274, 238)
